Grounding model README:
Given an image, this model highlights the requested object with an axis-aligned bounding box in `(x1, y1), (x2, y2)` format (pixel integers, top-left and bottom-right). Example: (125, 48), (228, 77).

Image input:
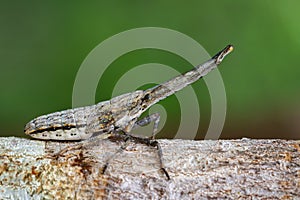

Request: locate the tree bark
(0, 137), (299, 199)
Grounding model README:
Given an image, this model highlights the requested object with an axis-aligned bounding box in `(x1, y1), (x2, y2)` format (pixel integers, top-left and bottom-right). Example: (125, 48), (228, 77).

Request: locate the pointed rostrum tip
(212, 44), (234, 65)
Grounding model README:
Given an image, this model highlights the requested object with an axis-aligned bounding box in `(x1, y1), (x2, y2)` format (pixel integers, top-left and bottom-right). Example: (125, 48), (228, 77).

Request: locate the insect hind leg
(101, 134), (130, 174)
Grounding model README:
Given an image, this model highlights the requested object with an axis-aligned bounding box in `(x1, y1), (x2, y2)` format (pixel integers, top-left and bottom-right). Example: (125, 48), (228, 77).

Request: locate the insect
(24, 45), (233, 180)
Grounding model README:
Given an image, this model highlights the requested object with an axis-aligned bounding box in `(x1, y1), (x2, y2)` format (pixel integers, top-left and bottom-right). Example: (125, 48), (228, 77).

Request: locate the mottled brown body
(25, 45), (233, 140)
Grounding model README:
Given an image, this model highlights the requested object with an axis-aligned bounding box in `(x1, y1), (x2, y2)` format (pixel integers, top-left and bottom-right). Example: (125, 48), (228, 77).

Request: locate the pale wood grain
(0, 137), (299, 199)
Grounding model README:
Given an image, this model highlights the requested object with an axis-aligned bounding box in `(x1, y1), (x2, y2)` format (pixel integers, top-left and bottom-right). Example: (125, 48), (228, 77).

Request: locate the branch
(0, 137), (299, 199)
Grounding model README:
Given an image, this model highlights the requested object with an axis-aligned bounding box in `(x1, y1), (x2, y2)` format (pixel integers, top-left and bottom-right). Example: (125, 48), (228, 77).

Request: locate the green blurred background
(1, 1), (299, 139)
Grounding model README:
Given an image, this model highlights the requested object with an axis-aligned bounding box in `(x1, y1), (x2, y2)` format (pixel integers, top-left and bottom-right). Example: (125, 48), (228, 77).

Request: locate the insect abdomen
(24, 106), (94, 140)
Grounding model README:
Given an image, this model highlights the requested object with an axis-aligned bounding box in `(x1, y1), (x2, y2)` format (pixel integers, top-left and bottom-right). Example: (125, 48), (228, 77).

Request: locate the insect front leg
(133, 113), (160, 139)
(131, 113), (170, 179)
(121, 134), (170, 181)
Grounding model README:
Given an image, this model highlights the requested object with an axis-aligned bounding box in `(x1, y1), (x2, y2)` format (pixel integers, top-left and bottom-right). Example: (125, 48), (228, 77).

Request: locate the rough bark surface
(0, 137), (299, 199)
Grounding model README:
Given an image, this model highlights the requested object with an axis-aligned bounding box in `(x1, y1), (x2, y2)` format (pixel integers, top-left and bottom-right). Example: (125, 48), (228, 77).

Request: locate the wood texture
(0, 137), (299, 199)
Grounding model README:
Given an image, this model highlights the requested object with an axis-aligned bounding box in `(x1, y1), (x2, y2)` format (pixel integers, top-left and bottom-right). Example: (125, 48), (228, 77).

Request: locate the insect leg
(149, 140), (170, 180)
(133, 113), (160, 139)
(102, 135), (130, 174)
(124, 134), (170, 180)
